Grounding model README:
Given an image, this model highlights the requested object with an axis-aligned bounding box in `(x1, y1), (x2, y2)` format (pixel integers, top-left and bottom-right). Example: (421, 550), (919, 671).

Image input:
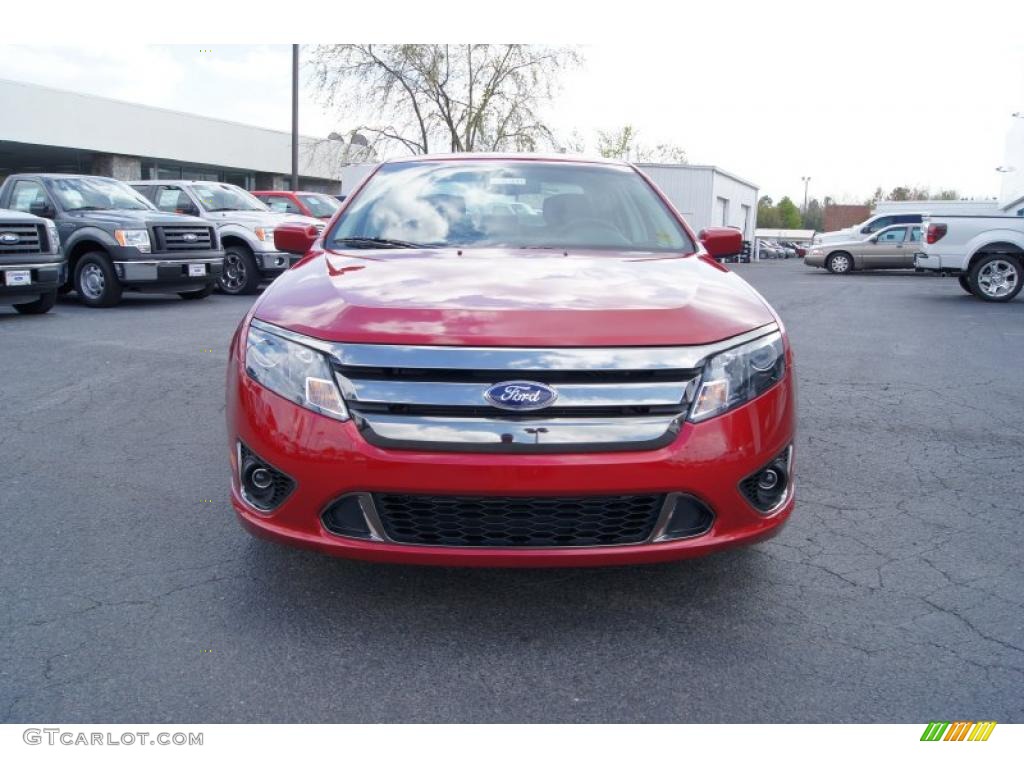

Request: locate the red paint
(228, 156), (796, 566)
(252, 190), (335, 220)
(698, 227), (744, 259)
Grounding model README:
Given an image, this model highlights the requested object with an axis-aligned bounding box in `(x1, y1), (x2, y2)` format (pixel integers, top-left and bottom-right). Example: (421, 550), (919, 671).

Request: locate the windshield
(298, 193), (340, 217)
(327, 160), (695, 252)
(49, 177), (154, 211)
(191, 183), (268, 212)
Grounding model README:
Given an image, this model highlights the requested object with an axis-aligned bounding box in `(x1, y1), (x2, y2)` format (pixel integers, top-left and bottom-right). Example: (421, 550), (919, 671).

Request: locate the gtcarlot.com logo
(23, 729), (203, 746)
(920, 721), (997, 742)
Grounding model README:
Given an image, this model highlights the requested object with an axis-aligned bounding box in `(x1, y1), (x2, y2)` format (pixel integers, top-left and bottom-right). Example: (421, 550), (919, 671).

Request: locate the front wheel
(218, 246), (261, 295)
(13, 290), (57, 315)
(179, 284), (214, 300)
(957, 275), (972, 295)
(968, 253), (1022, 302)
(74, 252), (123, 308)
(826, 252), (853, 274)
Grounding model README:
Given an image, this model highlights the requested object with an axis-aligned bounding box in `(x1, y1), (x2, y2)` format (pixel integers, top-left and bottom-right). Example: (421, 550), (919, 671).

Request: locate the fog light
(321, 494), (375, 539)
(655, 494), (715, 541)
(740, 446), (793, 514)
(238, 442), (294, 512)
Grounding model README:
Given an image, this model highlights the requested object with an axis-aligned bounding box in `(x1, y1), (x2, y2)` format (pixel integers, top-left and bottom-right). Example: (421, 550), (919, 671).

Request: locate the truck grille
(0, 223), (46, 255)
(374, 493), (665, 547)
(153, 225), (214, 252)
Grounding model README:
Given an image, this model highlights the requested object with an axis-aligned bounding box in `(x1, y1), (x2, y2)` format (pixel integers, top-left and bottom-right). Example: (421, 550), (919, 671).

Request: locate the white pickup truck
(914, 213), (1024, 302)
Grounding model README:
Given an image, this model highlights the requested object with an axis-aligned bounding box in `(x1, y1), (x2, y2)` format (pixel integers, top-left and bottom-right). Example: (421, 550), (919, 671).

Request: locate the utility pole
(801, 176), (811, 213)
(291, 44), (299, 192)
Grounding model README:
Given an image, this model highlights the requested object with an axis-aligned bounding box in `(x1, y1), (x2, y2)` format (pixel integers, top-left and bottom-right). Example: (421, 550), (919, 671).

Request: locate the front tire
(74, 252), (122, 308)
(13, 290), (57, 315)
(219, 245), (261, 295)
(968, 253), (1022, 302)
(179, 284), (214, 300)
(826, 252), (853, 274)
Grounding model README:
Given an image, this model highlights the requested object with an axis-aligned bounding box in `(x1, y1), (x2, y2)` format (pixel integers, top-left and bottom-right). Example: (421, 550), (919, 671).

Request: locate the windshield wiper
(65, 206), (109, 211)
(205, 207), (241, 212)
(332, 237), (427, 249)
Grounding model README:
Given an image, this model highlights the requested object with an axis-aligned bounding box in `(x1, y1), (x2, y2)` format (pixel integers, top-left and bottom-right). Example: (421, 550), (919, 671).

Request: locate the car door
(860, 226), (907, 268)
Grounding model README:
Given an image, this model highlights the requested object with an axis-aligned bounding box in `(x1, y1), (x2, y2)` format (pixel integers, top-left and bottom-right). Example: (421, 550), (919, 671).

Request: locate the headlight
(689, 331), (786, 422)
(244, 324), (348, 421)
(114, 229), (151, 253)
(254, 226), (274, 243)
(45, 222), (60, 253)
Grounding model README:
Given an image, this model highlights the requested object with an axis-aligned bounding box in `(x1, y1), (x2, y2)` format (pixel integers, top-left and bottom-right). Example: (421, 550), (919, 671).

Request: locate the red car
(251, 190), (341, 220)
(227, 155), (795, 567)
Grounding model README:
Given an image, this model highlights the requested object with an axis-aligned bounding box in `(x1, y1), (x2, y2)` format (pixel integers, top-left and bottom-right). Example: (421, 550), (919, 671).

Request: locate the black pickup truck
(0, 174), (224, 307)
(0, 208), (66, 314)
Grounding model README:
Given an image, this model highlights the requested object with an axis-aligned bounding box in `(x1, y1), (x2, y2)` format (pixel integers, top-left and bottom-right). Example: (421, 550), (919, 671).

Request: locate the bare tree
(595, 124), (687, 164)
(310, 44), (580, 156)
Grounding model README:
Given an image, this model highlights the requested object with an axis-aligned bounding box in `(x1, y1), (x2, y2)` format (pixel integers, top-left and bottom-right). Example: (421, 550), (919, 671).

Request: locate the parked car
(915, 213), (1023, 301)
(0, 174), (222, 307)
(0, 208), (65, 314)
(805, 224), (922, 273)
(227, 155), (795, 567)
(814, 213), (924, 244)
(252, 190), (342, 220)
(779, 240), (807, 257)
(130, 181), (322, 295)
(757, 239), (783, 259)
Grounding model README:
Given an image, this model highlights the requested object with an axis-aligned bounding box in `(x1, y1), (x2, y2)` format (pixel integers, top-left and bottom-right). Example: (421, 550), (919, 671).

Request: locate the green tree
(757, 197), (780, 228)
(802, 198), (824, 231)
(776, 196), (801, 228)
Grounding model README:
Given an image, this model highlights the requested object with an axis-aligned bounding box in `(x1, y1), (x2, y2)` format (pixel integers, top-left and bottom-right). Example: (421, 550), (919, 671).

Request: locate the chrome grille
(0, 223), (45, 255)
(153, 225), (214, 252)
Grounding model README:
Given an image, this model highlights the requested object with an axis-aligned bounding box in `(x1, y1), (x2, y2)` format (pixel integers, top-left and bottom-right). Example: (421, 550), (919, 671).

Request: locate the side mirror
(274, 222), (319, 255)
(29, 200), (55, 218)
(869, 236), (878, 243)
(699, 227), (744, 259)
(177, 204), (200, 216)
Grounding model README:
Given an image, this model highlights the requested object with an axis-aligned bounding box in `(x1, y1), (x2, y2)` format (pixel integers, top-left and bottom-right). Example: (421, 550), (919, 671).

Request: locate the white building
(0, 79), (370, 193)
(636, 164), (759, 240)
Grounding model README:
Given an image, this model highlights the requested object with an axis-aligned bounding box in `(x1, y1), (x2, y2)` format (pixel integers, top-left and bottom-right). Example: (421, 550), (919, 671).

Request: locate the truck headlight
(244, 324), (348, 421)
(114, 229), (151, 253)
(254, 226), (274, 243)
(689, 331), (785, 422)
(45, 222), (60, 253)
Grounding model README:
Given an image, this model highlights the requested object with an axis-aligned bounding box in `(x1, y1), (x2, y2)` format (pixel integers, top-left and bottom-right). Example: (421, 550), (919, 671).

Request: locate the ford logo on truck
(484, 381), (558, 411)
(0, 233), (19, 244)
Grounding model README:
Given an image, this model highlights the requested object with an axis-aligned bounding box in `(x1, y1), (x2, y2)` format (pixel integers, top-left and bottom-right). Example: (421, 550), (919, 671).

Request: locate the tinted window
(877, 227), (907, 243)
(329, 161), (695, 252)
(895, 214), (922, 224)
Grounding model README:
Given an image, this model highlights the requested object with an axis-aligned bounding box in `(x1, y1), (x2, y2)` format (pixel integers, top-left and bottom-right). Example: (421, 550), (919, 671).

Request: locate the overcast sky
(1, 10), (1022, 205)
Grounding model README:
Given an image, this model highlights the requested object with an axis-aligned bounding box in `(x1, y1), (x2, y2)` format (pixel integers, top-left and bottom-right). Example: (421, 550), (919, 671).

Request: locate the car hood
(253, 248), (777, 347)
(64, 210), (208, 227)
(207, 210), (321, 229)
(0, 208), (47, 224)
(815, 228), (855, 243)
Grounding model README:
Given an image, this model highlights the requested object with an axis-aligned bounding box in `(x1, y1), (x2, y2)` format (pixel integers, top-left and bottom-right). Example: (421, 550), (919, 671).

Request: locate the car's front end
(804, 244), (827, 268)
(0, 210), (65, 308)
(108, 214), (224, 291)
(225, 156), (795, 567)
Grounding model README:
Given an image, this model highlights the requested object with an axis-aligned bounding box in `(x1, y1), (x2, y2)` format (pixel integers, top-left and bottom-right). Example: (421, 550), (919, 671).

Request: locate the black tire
(13, 290), (57, 315)
(826, 252), (853, 274)
(219, 245), (261, 295)
(179, 284), (214, 300)
(957, 275), (973, 295)
(74, 252), (122, 308)
(967, 253), (1022, 302)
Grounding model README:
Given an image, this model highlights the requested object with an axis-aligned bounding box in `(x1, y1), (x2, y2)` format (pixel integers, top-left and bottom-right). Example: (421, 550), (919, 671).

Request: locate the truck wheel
(826, 252), (853, 274)
(219, 245), (261, 295)
(968, 253), (1022, 302)
(13, 290), (57, 315)
(957, 275), (972, 294)
(74, 252), (123, 308)
(179, 284), (214, 300)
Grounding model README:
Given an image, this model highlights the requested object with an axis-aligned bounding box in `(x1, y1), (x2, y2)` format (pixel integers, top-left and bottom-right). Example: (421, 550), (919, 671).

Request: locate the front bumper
(114, 254), (223, 287)
(256, 251), (302, 274)
(226, 343), (797, 567)
(0, 260), (66, 303)
(804, 252), (826, 268)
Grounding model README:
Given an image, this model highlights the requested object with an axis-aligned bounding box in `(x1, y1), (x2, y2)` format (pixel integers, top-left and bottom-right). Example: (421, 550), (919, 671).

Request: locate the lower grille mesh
(373, 493), (665, 547)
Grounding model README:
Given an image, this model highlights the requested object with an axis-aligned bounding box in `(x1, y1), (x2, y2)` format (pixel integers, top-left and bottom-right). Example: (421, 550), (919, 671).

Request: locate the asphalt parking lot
(1, 259), (1022, 723)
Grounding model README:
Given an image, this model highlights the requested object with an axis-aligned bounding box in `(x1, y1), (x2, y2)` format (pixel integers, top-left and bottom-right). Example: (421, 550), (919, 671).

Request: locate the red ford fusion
(226, 155), (795, 567)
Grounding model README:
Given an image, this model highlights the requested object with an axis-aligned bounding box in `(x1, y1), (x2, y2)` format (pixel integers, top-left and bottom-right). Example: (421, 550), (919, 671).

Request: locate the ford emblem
(183, 233), (198, 242)
(484, 381), (558, 411)
(0, 233), (19, 244)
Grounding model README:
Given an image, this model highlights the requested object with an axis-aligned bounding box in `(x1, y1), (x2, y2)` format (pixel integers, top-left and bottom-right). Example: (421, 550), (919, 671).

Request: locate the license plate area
(4, 270), (31, 286)
(187, 264), (206, 277)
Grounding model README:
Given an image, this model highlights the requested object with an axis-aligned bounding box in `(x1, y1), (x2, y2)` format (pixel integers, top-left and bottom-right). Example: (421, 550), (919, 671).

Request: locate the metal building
(635, 163), (759, 240)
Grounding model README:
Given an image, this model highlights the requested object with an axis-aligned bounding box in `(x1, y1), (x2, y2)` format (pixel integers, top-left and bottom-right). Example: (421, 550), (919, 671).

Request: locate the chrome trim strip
(249, 319), (778, 371)
(354, 413), (682, 453)
(113, 257), (223, 266)
(0, 262), (63, 270)
(337, 378), (692, 408)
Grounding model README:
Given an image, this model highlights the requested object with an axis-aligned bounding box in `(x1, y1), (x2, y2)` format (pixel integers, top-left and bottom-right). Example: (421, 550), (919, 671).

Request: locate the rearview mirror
(274, 222), (319, 255)
(698, 227), (743, 259)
